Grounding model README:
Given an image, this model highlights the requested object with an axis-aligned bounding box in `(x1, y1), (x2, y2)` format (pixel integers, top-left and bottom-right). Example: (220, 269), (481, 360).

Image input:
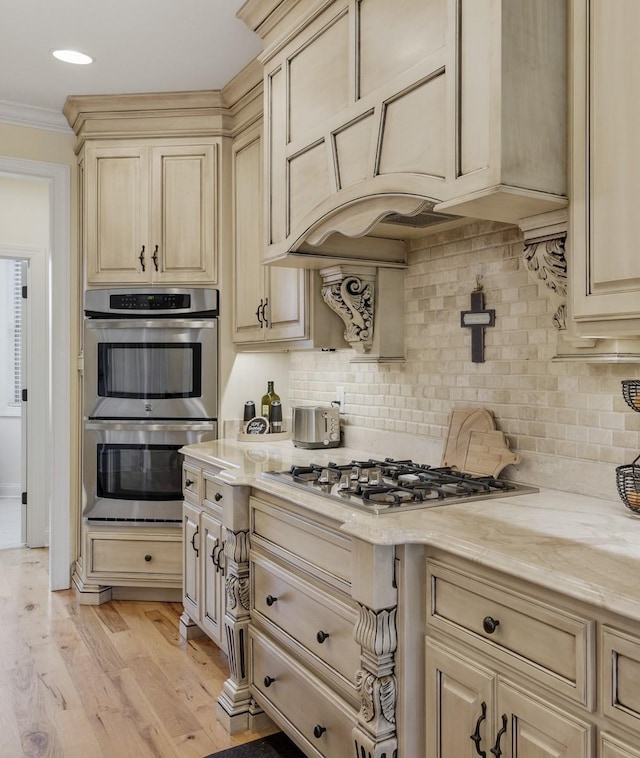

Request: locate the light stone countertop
(181, 438), (640, 623)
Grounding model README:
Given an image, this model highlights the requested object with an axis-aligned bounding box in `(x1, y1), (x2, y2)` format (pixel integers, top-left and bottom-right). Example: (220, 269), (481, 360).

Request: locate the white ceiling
(0, 0), (262, 118)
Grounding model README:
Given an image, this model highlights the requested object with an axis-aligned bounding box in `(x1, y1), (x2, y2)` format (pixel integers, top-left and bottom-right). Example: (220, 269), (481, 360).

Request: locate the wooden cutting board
(462, 430), (520, 477)
(441, 407), (519, 476)
(441, 408), (496, 469)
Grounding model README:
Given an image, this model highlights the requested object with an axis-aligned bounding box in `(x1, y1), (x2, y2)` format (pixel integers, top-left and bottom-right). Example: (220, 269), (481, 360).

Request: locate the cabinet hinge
(21, 492), (27, 505)
(21, 389), (27, 402)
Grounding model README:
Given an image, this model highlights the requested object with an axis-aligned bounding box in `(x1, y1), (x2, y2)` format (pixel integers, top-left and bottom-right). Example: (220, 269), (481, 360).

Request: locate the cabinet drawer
(250, 496), (352, 590)
(252, 553), (360, 688)
(90, 536), (181, 577)
(183, 463), (202, 503)
(249, 628), (356, 758)
(427, 560), (593, 707)
(602, 626), (640, 732)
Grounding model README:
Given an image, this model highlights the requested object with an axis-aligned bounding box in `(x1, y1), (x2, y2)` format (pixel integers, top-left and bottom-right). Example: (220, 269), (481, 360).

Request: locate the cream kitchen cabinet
(569, 0), (640, 341)
(83, 140), (218, 286)
(180, 497), (226, 651)
(240, 0), (567, 267)
(71, 523), (183, 604)
(231, 120), (345, 349)
(179, 453), (265, 734)
(426, 641), (593, 758)
(248, 491), (399, 757)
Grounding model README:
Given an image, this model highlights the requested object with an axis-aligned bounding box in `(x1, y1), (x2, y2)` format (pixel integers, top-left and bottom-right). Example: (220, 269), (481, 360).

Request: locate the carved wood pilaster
(352, 604), (398, 758)
(320, 265), (376, 353)
(217, 528), (253, 733)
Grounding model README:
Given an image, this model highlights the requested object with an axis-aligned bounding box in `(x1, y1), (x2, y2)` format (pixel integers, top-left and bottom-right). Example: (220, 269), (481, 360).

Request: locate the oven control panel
(110, 293), (191, 310)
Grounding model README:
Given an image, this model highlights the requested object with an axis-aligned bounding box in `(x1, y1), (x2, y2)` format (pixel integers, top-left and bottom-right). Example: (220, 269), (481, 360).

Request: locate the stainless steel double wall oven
(82, 288), (218, 524)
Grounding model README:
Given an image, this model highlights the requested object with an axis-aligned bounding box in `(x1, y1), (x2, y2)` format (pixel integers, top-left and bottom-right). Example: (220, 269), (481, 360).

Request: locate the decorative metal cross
(460, 289), (495, 363)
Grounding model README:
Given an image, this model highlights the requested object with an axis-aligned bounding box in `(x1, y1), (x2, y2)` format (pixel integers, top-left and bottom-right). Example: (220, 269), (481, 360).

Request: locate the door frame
(0, 157), (71, 591)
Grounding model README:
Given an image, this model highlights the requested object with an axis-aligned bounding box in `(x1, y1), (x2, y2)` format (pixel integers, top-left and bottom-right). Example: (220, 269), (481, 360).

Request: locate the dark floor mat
(204, 731), (306, 758)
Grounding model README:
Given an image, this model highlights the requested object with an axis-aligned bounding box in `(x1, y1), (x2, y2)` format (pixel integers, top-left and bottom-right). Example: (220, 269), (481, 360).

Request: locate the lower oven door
(83, 420), (217, 524)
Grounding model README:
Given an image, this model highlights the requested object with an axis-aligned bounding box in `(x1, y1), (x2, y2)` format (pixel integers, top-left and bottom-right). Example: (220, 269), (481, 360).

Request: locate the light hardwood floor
(0, 546), (276, 757)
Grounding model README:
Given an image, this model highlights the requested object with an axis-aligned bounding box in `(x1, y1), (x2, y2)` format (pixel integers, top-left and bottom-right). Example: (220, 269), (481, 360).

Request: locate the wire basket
(621, 380), (640, 412)
(616, 454), (640, 514)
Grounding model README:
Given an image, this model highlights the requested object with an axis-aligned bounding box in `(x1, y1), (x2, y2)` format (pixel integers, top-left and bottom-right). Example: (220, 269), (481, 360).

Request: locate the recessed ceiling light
(52, 49), (94, 65)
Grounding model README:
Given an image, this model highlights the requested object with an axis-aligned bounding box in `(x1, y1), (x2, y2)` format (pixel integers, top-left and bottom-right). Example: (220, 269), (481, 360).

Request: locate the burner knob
(338, 473), (351, 490)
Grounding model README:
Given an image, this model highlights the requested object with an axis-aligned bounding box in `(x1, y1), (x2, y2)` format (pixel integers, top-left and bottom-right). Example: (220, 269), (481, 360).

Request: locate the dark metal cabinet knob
(265, 595), (277, 606)
(185, 478), (194, 488)
(313, 725), (326, 739)
(144, 554), (152, 562)
(263, 676), (275, 688)
(482, 616), (500, 634)
(316, 630), (330, 644)
(214, 492), (223, 501)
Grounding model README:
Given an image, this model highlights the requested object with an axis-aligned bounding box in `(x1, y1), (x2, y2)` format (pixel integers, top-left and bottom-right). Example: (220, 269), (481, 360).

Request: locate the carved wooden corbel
(519, 210), (567, 330)
(320, 265), (376, 353)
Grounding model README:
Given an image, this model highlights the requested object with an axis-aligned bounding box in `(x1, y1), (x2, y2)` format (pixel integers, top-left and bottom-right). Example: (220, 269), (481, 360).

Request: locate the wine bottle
(260, 380), (280, 421)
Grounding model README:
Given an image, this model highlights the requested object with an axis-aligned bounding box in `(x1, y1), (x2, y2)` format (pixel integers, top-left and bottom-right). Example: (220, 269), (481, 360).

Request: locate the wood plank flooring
(0, 546), (277, 757)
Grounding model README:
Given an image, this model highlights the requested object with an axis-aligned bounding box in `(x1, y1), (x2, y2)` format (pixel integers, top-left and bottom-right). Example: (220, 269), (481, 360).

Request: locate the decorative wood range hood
(238, 0), (567, 359)
(239, 0), (567, 270)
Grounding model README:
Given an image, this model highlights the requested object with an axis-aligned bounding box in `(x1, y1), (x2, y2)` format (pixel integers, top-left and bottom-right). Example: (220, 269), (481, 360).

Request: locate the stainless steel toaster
(291, 405), (341, 449)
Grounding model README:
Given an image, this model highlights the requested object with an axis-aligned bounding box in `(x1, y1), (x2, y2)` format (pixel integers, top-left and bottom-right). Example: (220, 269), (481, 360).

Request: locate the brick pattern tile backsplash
(289, 221), (640, 467)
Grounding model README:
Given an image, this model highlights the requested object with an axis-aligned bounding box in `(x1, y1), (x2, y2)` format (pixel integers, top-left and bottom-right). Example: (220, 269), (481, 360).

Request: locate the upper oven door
(84, 319), (218, 419)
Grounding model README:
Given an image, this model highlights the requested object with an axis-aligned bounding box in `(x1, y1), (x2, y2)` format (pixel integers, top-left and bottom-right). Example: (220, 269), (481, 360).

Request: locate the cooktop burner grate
(262, 458), (538, 513)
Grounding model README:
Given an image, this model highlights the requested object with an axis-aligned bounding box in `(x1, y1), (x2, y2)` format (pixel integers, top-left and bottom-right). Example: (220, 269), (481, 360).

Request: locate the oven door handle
(84, 420), (216, 432)
(84, 319), (217, 329)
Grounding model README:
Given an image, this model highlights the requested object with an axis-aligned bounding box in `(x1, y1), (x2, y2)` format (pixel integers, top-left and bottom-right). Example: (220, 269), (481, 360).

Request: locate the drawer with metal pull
(251, 551), (360, 692)
(249, 627), (356, 758)
(88, 535), (181, 579)
(182, 463), (202, 504)
(426, 558), (594, 707)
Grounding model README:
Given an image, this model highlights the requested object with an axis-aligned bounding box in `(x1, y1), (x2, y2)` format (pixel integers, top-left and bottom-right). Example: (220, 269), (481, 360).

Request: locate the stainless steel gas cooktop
(262, 458), (538, 514)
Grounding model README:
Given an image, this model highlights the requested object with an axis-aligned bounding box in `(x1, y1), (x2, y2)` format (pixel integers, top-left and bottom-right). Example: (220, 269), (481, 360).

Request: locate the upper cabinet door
(84, 145), (150, 284)
(84, 140), (218, 287)
(570, 0), (640, 338)
(151, 144), (217, 284)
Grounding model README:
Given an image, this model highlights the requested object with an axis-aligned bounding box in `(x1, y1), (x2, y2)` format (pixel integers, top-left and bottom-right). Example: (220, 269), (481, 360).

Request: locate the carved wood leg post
(352, 604), (399, 758)
(216, 529), (258, 733)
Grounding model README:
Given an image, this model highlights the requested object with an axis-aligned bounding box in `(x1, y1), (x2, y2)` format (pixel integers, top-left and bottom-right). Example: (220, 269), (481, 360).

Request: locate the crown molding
(0, 99), (73, 134)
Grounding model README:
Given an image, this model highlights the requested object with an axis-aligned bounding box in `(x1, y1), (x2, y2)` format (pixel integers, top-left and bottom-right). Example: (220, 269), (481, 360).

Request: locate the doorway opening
(0, 157), (71, 590)
(0, 257), (24, 548)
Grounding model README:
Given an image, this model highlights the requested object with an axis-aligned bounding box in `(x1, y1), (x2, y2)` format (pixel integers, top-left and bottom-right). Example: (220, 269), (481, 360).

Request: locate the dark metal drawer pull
(482, 616), (500, 634)
(316, 631), (330, 644)
(490, 714), (508, 758)
(214, 492), (223, 501)
(263, 676), (275, 688)
(144, 554), (152, 562)
(470, 701), (487, 758)
(191, 527), (199, 557)
(265, 595), (277, 606)
(313, 725), (326, 739)
(185, 478), (194, 488)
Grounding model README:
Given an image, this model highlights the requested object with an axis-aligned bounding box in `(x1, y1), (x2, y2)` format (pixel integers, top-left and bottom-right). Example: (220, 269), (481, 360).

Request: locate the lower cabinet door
(250, 628), (356, 757)
(182, 502), (200, 620)
(200, 511), (225, 651)
(425, 639), (495, 758)
(497, 680), (593, 758)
